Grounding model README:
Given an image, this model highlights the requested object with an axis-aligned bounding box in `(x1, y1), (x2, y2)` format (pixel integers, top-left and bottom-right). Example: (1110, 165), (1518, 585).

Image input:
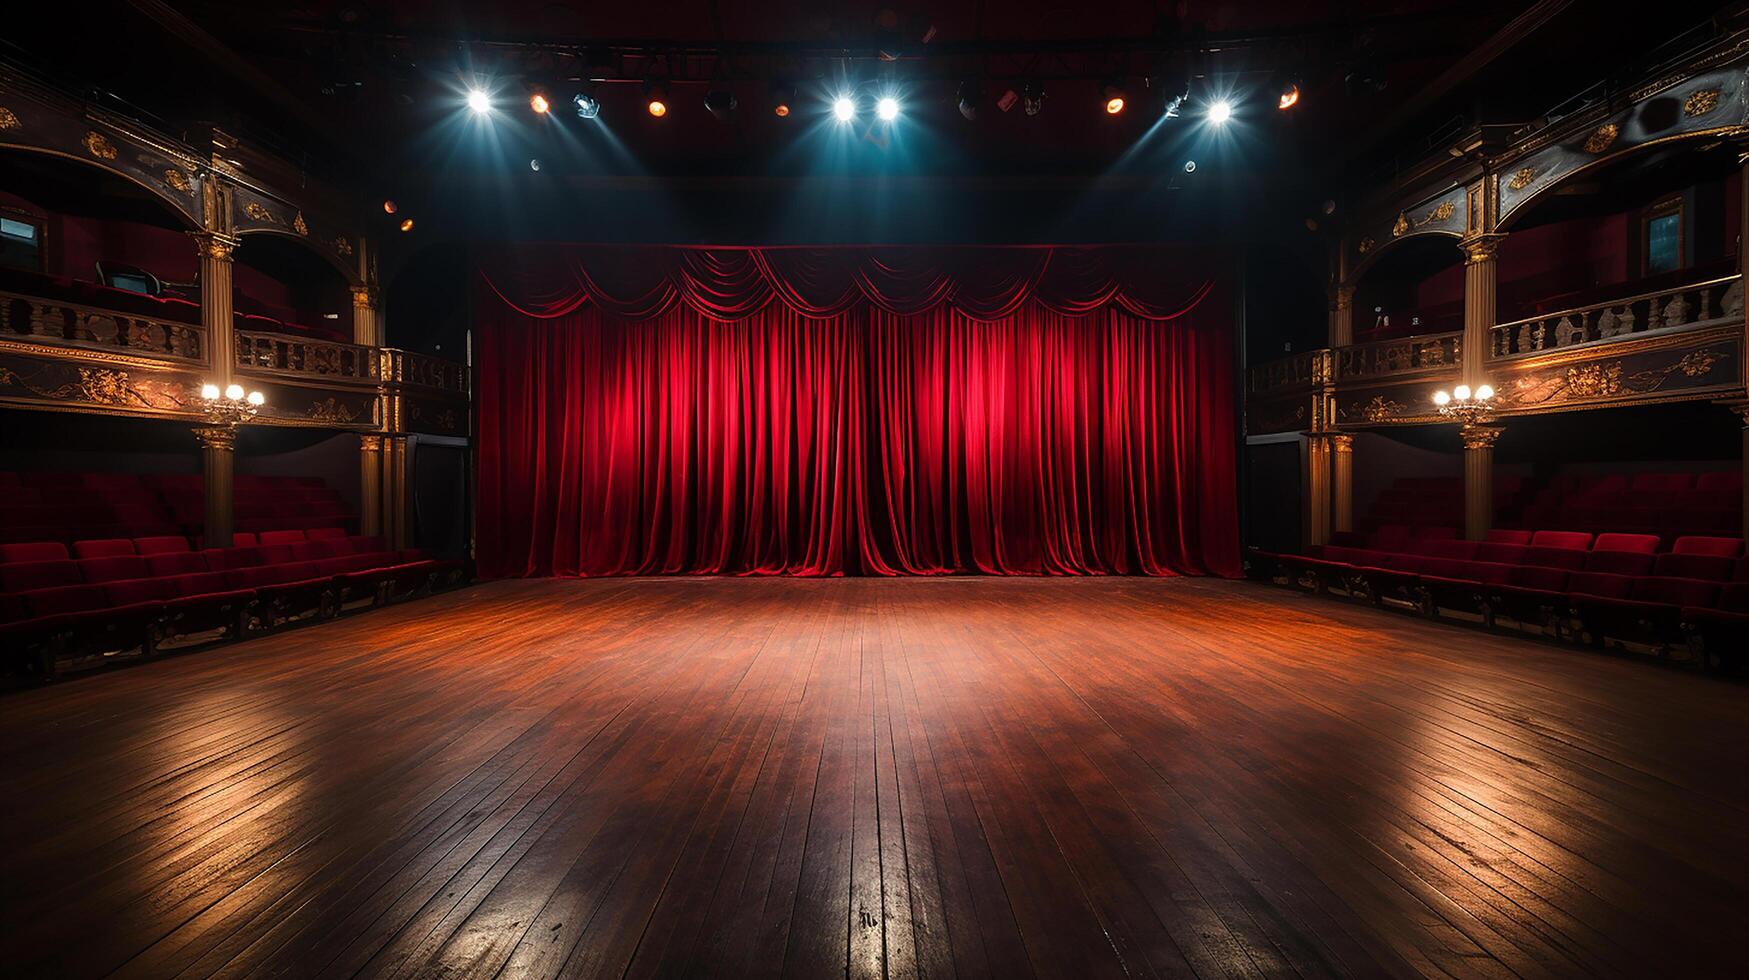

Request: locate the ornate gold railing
(235, 330), (380, 383)
(384, 347), (469, 394)
(1247, 348), (1329, 395)
(1335, 330), (1461, 381)
(1491, 273), (1744, 358)
(0, 288), (204, 362)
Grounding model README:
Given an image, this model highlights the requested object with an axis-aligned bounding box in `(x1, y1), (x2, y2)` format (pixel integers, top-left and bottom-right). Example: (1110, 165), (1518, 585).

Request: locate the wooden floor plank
(1, 577), (1744, 979)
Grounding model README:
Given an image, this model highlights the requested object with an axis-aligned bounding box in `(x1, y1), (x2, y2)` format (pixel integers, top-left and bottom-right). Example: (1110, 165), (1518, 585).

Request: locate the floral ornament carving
(1507, 167), (1537, 191)
(1583, 123), (1619, 154)
(1357, 237), (1375, 255)
(1506, 363), (1625, 406)
(0, 365), (185, 409)
(1346, 395), (1407, 423)
(1419, 201), (1456, 226)
(1684, 88), (1720, 117)
(244, 201), (279, 225)
(308, 397), (359, 423)
(1624, 349), (1727, 393)
(82, 131), (118, 160)
(161, 168), (191, 194)
(292, 212), (309, 236)
(0, 107), (20, 130)
(1391, 212), (1410, 237)
(333, 236), (354, 257)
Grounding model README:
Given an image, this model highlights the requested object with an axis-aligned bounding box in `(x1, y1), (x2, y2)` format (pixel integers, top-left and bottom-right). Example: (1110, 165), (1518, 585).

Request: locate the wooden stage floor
(2, 577), (1745, 979)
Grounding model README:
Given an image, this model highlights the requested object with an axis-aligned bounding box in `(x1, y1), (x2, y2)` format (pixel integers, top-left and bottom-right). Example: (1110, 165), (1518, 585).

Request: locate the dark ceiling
(2, 1), (1740, 244)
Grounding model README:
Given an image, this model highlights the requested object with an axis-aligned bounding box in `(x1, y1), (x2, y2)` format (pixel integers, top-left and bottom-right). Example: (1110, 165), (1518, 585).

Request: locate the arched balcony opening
(231, 233), (355, 346)
(1349, 234), (1465, 345)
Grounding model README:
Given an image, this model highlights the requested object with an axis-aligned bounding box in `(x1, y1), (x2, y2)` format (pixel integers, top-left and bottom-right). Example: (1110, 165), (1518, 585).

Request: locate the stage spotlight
(530, 158), (542, 172)
(1207, 99), (1233, 124)
(573, 91), (601, 119)
(1161, 75), (1191, 119)
(1102, 82), (1126, 115)
(957, 81), (981, 120)
(644, 81), (669, 118)
(771, 83), (794, 118)
(382, 200), (397, 215)
(528, 89), (551, 115)
(1183, 160), (1197, 173)
(1278, 80), (1302, 111)
(704, 89), (738, 122)
(876, 96), (899, 121)
(466, 88), (491, 114)
(833, 95), (856, 122)
(399, 218), (414, 232)
(1022, 82), (1045, 116)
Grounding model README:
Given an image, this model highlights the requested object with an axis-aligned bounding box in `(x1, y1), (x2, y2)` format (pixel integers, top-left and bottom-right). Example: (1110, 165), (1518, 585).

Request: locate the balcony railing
(235, 330), (380, 384)
(1491, 273), (1744, 359)
(385, 348), (469, 394)
(1336, 331), (1461, 381)
(0, 287), (204, 362)
(1247, 348), (1329, 395)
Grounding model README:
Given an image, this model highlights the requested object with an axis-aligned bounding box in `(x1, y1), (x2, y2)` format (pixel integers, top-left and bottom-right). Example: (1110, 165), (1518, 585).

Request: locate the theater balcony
(1247, 29), (1749, 556)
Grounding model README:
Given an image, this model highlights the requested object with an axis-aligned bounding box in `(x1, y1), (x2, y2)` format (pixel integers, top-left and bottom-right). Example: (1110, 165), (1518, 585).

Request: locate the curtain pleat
(476, 249), (1240, 578)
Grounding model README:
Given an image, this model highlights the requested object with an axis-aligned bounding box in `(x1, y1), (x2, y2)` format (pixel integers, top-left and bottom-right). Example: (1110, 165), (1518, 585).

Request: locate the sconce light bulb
(1474, 384), (1494, 401)
(225, 383), (245, 401)
(201, 382), (221, 400)
(1432, 390), (1451, 406)
(1452, 384), (1471, 401)
(247, 390), (265, 406)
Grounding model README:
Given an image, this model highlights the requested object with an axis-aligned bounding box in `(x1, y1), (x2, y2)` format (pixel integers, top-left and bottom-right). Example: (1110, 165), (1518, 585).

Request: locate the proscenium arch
(1344, 228), (1464, 290)
(0, 141), (202, 230)
(1497, 124), (1747, 232)
(234, 226), (364, 287)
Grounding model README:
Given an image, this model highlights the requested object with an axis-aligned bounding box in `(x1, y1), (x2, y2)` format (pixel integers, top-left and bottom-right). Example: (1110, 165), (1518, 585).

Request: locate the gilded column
(194, 425), (236, 548)
(383, 435), (409, 549)
(351, 284), (381, 348)
(1328, 284), (1355, 349)
(359, 434), (384, 538)
(1461, 424), (1504, 542)
(1303, 434), (1333, 548)
(192, 232), (240, 383)
(1330, 433), (1355, 535)
(1460, 235), (1505, 386)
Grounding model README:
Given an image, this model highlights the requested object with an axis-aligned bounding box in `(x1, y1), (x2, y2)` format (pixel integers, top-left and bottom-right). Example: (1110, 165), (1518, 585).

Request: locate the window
(0, 214), (42, 271)
(1642, 197), (1684, 276)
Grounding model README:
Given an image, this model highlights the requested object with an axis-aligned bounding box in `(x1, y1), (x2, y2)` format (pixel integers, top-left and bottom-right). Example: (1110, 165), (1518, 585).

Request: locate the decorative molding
(81, 130), (118, 160)
(160, 168), (191, 194)
(359, 434), (385, 452)
(0, 106), (20, 131)
(0, 362), (190, 410)
(1582, 123), (1620, 154)
(292, 212), (309, 236)
(1623, 349), (1727, 393)
(1357, 237), (1375, 255)
(1684, 87), (1721, 116)
(1329, 433), (1354, 454)
(1460, 424), (1504, 450)
(333, 235), (354, 257)
(1463, 234), (1506, 264)
(308, 396), (360, 423)
(1507, 167), (1537, 191)
(191, 231), (239, 261)
(1357, 396), (1406, 422)
(192, 425), (237, 451)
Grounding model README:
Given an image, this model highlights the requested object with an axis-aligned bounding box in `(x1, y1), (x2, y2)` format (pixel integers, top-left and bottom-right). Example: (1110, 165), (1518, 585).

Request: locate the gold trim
(1391, 212), (1409, 237)
(1460, 424), (1504, 450)
(81, 130), (118, 160)
(1357, 237), (1375, 255)
(1684, 88), (1721, 116)
(1582, 123), (1619, 154)
(333, 235), (354, 257)
(292, 211), (309, 236)
(161, 168), (191, 194)
(308, 396), (363, 423)
(192, 425), (238, 451)
(0, 336), (196, 370)
(1507, 167), (1537, 191)
(0, 107), (19, 131)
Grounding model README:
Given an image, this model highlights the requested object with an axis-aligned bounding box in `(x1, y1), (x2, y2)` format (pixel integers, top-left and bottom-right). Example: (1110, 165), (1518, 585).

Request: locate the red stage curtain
(476, 246), (1238, 578)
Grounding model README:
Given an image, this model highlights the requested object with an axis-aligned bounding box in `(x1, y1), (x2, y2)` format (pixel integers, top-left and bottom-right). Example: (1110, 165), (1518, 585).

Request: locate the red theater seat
(134, 536), (192, 555)
(306, 527), (347, 540)
(1671, 536), (1744, 558)
(230, 532), (259, 547)
(202, 546), (266, 571)
(1653, 553), (1734, 581)
(0, 542), (70, 563)
(1489, 565), (1573, 630)
(1592, 533), (1660, 554)
(259, 529), (308, 546)
(146, 552), (209, 577)
(1522, 545), (1590, 571)
(1474, 543), (1528, 565)
(0, 560), (83, 593)
(1531, 530), (1593, 551)
(76, 556), (151, 584)
(72, 538), (137, 559)
(1583, 550), (1655, 576)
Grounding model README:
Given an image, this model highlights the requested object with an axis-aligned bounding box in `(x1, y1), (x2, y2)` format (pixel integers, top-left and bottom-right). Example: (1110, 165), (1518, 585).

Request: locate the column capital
(190, 231), (241, 262)
(1460, 423), (1504, 450)
(1717, 398), (1749, 427)
(1329, 284), (1355, 312)
(359, 433), (385, 452)
(1329, 433), (1354, 453)
(1461, 234), (1506, 265)
(192, 425), (237, 451)
(351, 284), (380, 310)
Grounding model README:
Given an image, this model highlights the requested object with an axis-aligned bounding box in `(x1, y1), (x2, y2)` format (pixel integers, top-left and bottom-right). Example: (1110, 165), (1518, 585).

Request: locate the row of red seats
(1251, 529), (1748, 666)
(1, 471), (354, 543)
(0, 528), (462, 676)
(1516, 471), (1741, 539)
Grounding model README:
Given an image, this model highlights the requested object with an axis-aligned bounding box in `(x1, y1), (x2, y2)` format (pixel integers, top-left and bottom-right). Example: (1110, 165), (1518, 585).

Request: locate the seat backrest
(230, 532), (259, 547)
(146, 552), (209, 577)
(1716, 582), (1749, 613)
(1566, 571), (1636, 599)
(1411, 525), (1458, 540)
(72, 538), (136, 559)
(1530, 530), (1593, 550)
(1507, 565), (1569, 591)
(133, 535), (192, 555)
(258, 529), (307, 546)
(1591, 533), (1660, 554)
(105, 578), (178, 605)
(0, 560), (82, 592)
(1463, 561), (1514, 585)
(0, 541), (70, 563)
(1485, 529), (1534, 545)
(1582, 550), (1654, 576)
(305, 526), (347, 541)
(1630, 473), (1693, 493)
(1523, 545), (1590, 570)
(1695, 472), (1743, 493)
(1652, 553), (1735, 582)
(1474, 543), (1528, 565)
(166, 570), (237, 598)
(1671, 536), (1744, 558)
(1632, 576), (1717, 607)
(76, 555), (151, 584)
(1416, 539), (1479, 560)
(23, 583), (109, 617)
